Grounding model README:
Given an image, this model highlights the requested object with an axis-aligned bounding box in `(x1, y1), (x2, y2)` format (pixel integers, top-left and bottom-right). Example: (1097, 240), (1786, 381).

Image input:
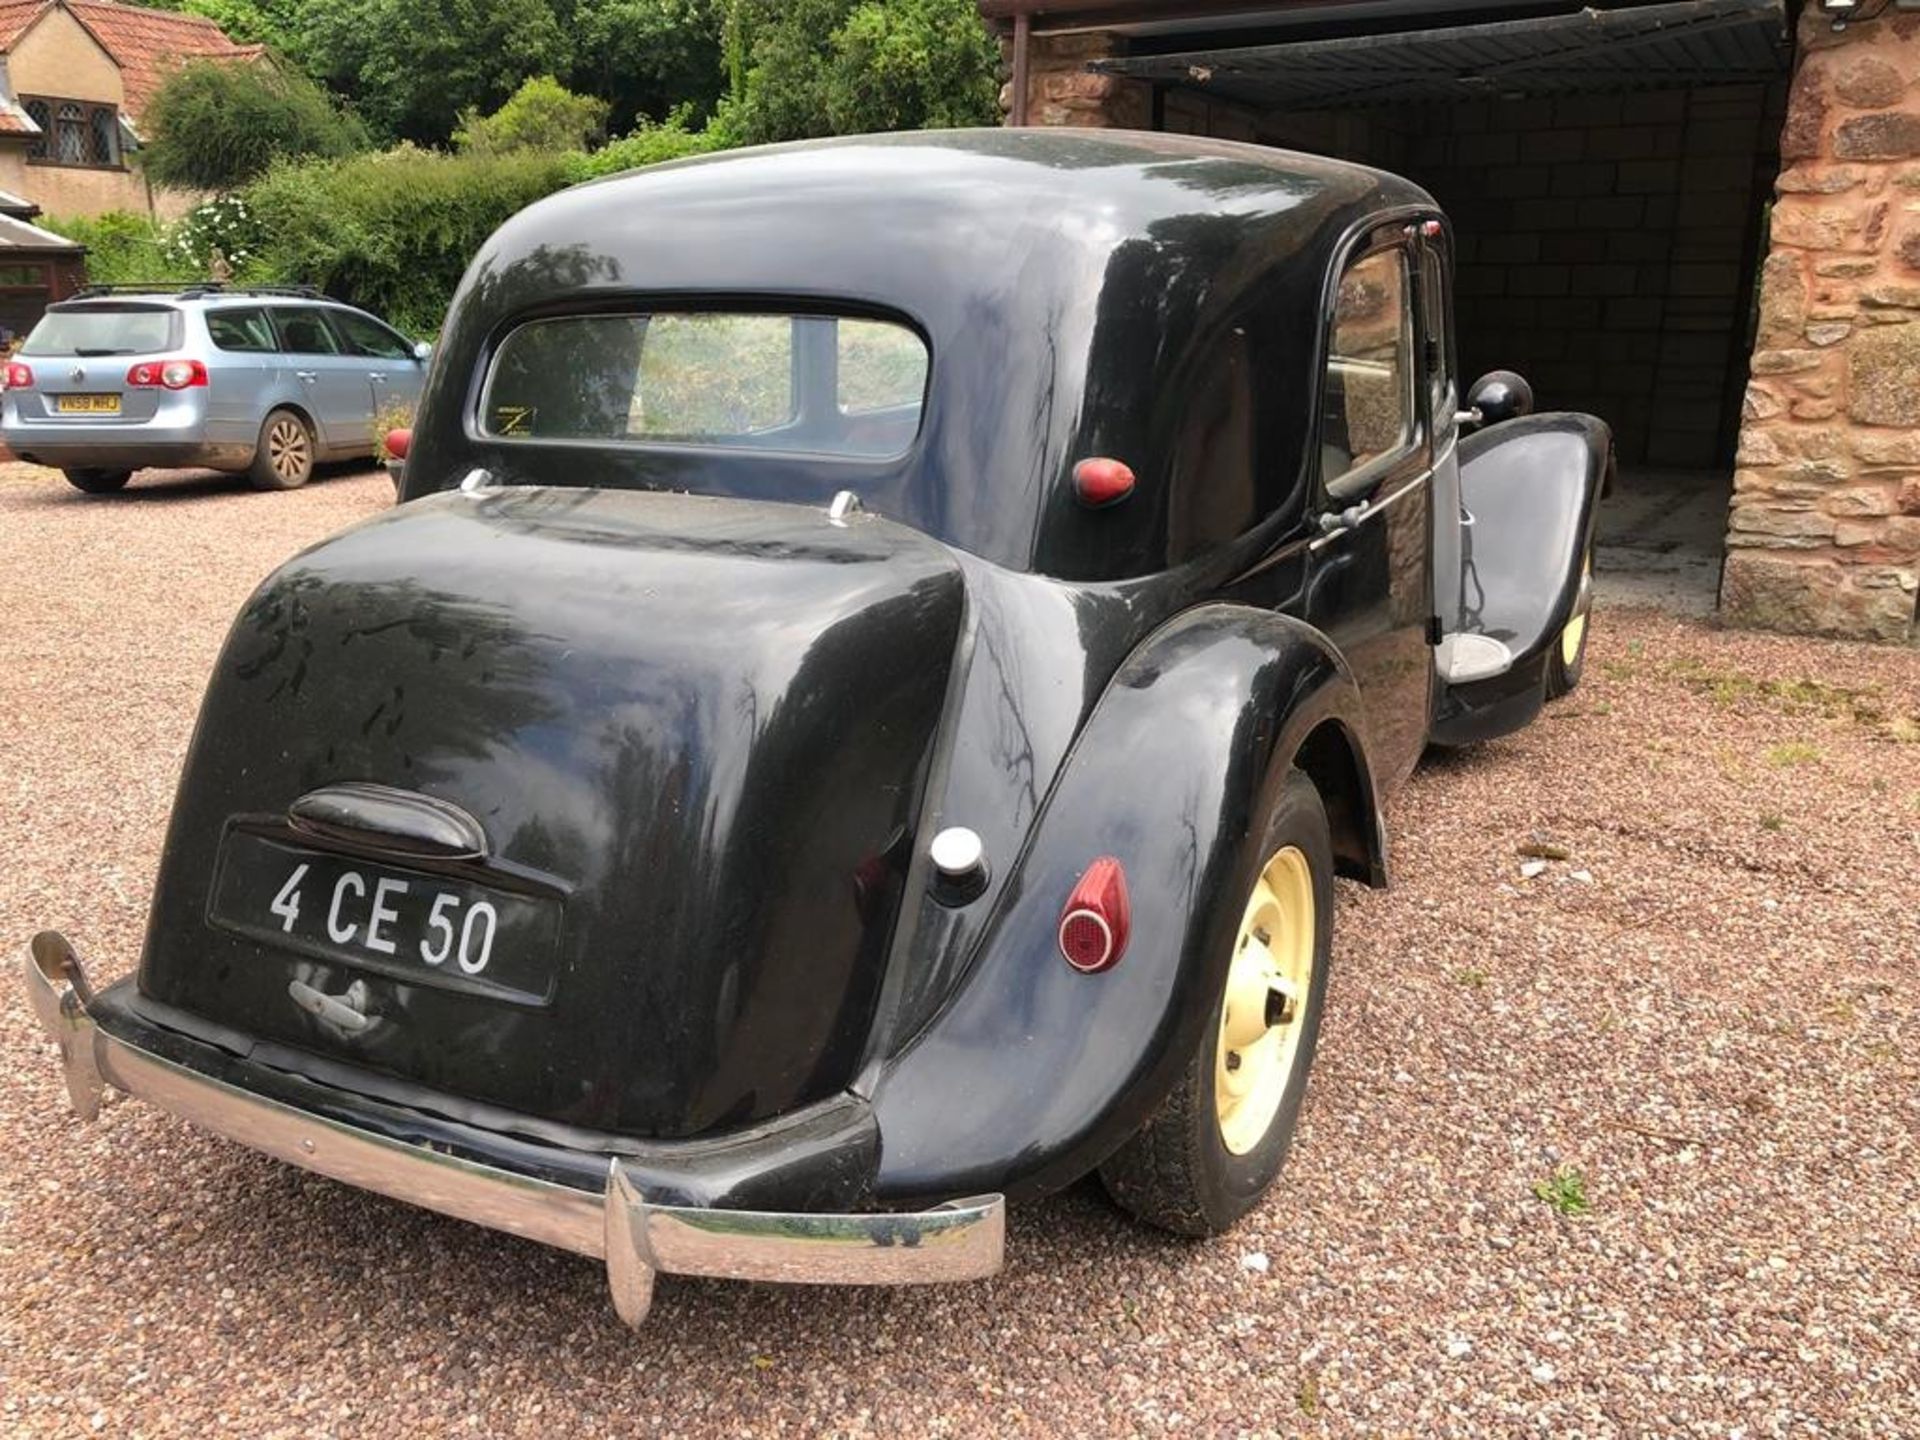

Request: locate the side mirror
(1461, 370), (1534, 428)
(412, 340), (432, 362)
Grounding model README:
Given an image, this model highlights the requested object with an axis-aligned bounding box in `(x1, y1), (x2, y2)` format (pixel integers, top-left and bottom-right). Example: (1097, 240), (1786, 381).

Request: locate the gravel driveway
(2, 461), (1916, 1437)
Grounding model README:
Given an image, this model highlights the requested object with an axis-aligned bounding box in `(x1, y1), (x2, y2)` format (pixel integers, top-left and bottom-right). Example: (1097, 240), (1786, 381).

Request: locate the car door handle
(295, 370), (317, 383)
(370, 372), (387, 383)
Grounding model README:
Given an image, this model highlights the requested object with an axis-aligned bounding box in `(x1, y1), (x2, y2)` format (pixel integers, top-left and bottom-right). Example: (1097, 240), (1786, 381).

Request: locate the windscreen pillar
(1725, 4), (1920, 643)
(998, 29), (1149, 129)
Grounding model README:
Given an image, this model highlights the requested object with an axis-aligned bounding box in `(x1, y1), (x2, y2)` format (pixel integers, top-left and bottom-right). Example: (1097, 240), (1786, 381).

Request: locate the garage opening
(1036, 0), (1796, 612)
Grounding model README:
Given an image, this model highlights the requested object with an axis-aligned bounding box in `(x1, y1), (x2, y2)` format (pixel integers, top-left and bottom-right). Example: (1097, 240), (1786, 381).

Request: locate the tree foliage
(297, 0), (572, 145)
(725, 0), (998, 144)
(455, 75), (609, 154)
(823, 0), (1001, 136)
(560, 0), (727, 133)
(139, 58), (366, 190)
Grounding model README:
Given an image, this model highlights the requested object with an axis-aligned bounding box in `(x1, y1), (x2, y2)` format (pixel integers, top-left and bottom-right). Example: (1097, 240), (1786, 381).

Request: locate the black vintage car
(29, 130), (1605, 1327)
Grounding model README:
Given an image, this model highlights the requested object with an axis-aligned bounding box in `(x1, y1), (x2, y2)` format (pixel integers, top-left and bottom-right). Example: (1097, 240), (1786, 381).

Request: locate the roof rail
(68, 282), (325, 301)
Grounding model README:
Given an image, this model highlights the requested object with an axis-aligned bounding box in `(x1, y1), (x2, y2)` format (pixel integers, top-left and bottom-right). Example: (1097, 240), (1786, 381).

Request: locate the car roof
(427, 127), (1437, 576)
(52, 290), (360, 311)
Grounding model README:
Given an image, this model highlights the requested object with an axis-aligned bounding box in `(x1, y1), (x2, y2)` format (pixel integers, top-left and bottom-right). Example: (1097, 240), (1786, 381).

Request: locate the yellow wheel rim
(1215, 845), (1316, 1156)
(1561, 552), (1592, 667)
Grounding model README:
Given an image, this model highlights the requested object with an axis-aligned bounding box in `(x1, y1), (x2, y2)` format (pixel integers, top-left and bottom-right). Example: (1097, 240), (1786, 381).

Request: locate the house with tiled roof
(0, 0), (262, 221)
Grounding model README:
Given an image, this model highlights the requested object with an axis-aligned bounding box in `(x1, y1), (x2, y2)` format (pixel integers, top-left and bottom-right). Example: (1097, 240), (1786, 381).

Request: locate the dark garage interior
(993, 0), (1800, 608)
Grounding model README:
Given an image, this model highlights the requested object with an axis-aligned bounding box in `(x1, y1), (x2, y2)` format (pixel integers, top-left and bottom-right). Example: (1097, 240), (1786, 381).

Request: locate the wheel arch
(1291, 717), (1388, 888)
(256, 399), (320, 453)
(870, 603), (1388, 1202)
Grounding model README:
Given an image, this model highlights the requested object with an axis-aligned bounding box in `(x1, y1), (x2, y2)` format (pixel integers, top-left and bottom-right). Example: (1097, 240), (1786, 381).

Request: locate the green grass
(1532, 1165), (1591, 1217)
(1759, 811), (1785, 832)
(1454, 966), (1488, 989)
(1765, 741), (1822, 768)
(1297, 1373), (1321, 1416)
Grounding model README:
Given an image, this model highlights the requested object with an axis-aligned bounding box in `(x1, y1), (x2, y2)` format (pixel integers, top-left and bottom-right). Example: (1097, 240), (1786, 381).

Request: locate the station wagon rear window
(481, 312), (928, 460)
(23, 302), (181, 357)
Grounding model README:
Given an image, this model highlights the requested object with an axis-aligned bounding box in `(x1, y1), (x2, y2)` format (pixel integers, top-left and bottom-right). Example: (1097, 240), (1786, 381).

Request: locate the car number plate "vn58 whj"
(209, 832), (560, 1005)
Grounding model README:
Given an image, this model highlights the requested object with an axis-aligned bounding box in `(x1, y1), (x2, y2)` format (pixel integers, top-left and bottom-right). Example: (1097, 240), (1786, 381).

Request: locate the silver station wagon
(1, 285), (429, 494)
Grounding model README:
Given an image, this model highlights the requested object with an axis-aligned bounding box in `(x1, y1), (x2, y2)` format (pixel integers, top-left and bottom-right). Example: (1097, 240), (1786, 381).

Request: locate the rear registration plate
(55, 393), (120, 414)
(209, 832), (560, 1004)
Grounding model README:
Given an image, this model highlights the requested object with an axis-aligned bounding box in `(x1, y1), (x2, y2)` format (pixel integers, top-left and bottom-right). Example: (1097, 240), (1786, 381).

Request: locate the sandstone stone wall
(1725, 8), (1920, 642)
(1000, 31), (1149, 129)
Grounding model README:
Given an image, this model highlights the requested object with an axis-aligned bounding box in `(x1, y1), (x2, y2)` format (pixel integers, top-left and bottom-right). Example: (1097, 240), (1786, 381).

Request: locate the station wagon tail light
(125, 359), (208, 390)
(1059, 856), (1131, 973)
(1073, 457), (1135, 508)
(5, 361), (31, 388)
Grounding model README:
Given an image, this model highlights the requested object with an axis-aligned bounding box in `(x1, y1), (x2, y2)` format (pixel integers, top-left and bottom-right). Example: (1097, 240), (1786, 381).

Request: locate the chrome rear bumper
(26, 932), (1004, 1328)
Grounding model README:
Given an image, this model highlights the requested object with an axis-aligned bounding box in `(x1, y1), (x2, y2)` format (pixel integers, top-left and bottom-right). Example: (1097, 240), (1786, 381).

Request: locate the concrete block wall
(1353, 86), (1778, 471)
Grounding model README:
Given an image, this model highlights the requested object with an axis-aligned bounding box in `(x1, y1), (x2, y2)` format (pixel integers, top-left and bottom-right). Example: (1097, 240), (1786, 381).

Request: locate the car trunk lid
(137, 486), (966, 1139)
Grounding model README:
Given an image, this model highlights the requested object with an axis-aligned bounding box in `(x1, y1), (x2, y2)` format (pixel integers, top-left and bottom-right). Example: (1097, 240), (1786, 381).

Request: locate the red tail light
(385, 427), (412, 460)
(1072, 457), (1135, 507)
(5, 361), (32, 388)
(125, 359), (208, 390)
(1058, 856), (1131, 973)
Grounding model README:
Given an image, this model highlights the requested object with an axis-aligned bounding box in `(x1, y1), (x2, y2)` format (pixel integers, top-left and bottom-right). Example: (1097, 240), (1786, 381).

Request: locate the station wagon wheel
(61, 468), (132, 495)
(1545, 547), (1593, 700)
(1099, 768), (1334, 1237)
(250, 408), (316, 491)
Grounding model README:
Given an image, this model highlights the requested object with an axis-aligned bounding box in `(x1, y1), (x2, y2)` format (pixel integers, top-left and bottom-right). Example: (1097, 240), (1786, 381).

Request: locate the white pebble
(1520, 860), (1549, 879)
(1240, 1251), (1270, 1273)
(1445, 1337), (1473, 1359)
(1531, 1363), (1556, 1384)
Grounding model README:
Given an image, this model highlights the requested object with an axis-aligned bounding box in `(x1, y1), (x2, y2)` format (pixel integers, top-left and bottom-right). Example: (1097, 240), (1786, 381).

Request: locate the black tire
(1099, 768), (1335, 1237)
(250, 408), (316, 490)
(61, 467), (131, 494)
(1545, 550), (1593, 700)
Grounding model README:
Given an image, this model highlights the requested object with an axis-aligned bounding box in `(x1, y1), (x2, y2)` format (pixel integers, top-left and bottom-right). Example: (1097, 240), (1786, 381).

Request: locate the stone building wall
(1723, 8), (1920, 642)
(1001, 31), (1150, 130)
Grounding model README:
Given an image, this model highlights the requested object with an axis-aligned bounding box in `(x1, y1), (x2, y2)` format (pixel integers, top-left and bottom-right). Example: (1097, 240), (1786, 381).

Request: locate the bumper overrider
(25, 932), (1004, 1328)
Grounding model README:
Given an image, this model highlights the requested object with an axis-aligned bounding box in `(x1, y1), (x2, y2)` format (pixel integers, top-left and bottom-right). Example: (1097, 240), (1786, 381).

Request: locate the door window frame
(1316, 226), (1428, 506)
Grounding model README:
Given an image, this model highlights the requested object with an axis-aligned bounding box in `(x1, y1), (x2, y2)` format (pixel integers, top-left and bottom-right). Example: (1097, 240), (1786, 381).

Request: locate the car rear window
(481, 311), (928, 460)
(206, 307), (277, 353)
(23, 303), (181, 357)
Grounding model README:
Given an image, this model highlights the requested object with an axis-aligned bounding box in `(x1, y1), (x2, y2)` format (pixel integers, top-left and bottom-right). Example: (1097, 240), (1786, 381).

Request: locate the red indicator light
(1073, 456), (1135, 508)
(1058, 856), (1131, 973)
(5, 361), (32, 388)
(385, 427), (412, 460)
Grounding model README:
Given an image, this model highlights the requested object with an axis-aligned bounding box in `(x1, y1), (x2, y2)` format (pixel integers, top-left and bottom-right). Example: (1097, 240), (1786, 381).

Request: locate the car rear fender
(869, 604), (1385, 1200)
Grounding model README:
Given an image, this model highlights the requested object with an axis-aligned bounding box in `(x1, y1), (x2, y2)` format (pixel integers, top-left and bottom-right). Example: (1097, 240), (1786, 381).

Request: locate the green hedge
(38, 212), (203, 287)
(244, 147), (576, 335)
(47, 128), (731, 335)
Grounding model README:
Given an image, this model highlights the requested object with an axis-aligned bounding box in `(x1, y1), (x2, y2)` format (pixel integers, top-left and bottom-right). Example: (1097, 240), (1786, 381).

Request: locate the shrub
(139, 58), (366, 191)
(163, 194), (272, 280)
(39, 212), (200, 286)
(731, 0), (999, 144)
(244, 146), (574, 333)
(455, 75), (610, 155)
(562, 106), (724, 182)
(824, 0), (1000, 135)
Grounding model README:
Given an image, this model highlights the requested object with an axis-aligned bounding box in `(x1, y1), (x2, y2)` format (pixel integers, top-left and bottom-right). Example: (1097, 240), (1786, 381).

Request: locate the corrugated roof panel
(1095, 0), (1788, 107)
